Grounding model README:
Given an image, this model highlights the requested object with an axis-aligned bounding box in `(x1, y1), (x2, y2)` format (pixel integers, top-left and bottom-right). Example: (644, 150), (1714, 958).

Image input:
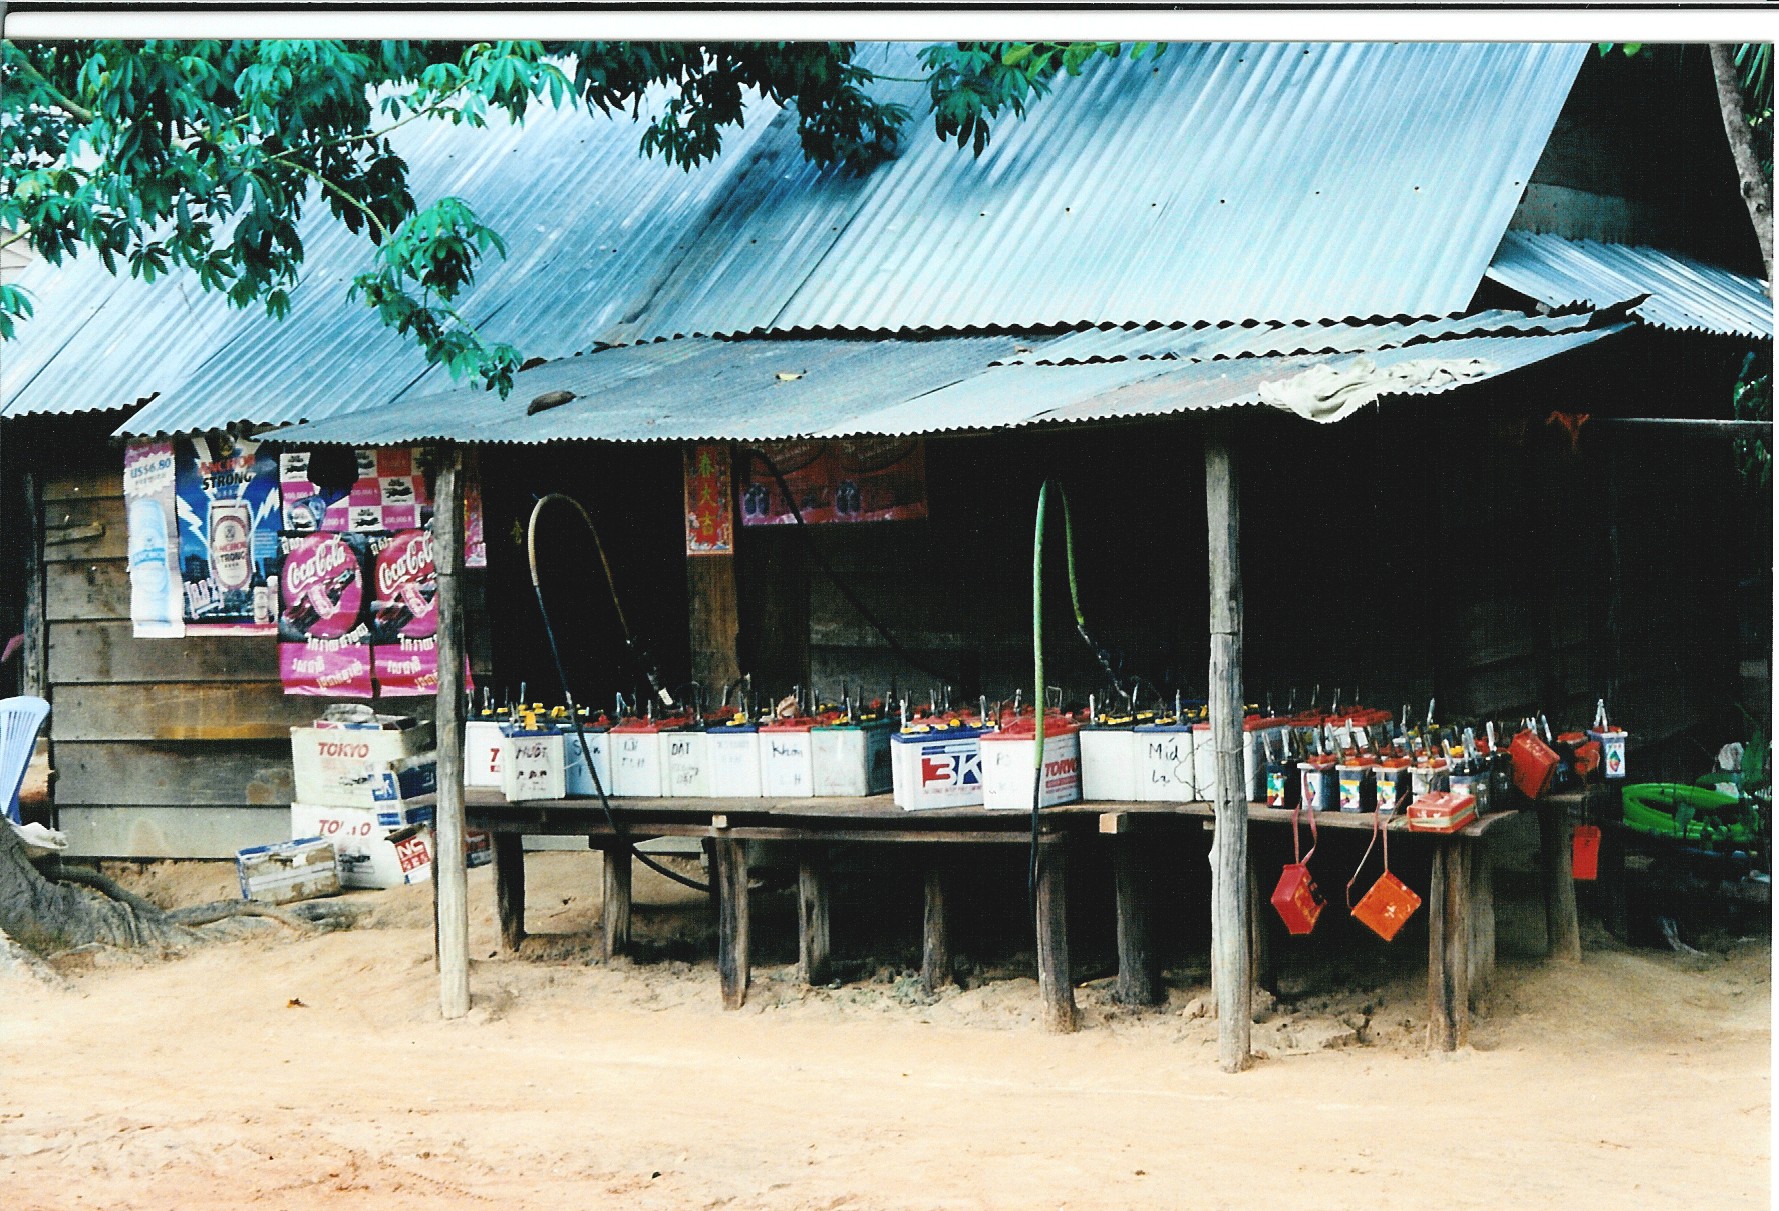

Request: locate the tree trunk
(1710, 43), (1773, 286)
(0, 820), (190, 952)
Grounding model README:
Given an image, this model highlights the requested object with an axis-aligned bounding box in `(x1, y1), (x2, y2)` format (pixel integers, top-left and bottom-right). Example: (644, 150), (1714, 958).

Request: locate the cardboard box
(237, 836), (341, 904)
(369, 754), (437, 803)
(292, 801), (436, 889)
(291, 722), (436, 808)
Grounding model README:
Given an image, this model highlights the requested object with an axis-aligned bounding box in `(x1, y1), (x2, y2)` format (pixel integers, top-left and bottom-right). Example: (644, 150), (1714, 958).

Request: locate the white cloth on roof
(1257, 355), (1493, 423)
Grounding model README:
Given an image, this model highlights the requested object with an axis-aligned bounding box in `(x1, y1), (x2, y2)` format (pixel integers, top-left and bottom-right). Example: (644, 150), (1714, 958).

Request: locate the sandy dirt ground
(0, 848), (1768, 1211)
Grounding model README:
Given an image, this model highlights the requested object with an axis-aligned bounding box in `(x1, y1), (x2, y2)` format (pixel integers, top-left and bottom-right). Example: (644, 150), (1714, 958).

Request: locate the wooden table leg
(1427, 836), (1472, 1052)
(1538, 801), (1582, 962)
(601, 843), (632, 961)
(715, 837), (750, 1010)
(1599, 821), (1629, 940)
(492, 832), (525, 955)
(1467, 838), (1495, 1002)
(1112, 834), (1159, 1006)
(1035, 840), (1078, 1033)
(1247, 845), (1272, 996)
(798, 846), (831, 987)
(922, 861), (953, 993)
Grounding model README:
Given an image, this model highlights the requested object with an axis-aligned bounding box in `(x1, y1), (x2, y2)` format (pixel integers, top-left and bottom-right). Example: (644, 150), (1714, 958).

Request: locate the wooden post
(1247, 845), (1272, 995)
(687, 555), (741, 698)
(1539, 800), (1582, 962)
(922, 862), (953, 993)
(1111, 835), (1159, 1006)
(492, 832), (525, 955)
(797, 846), (831, 986)
(20, 470), (46, 701)
(715, 836), (750, 1009)
(1205, 418), (1250, 1072)
(1467, 838), (1496, 999)
(1427, 836), (1472, 1051)
(432, 445), (470, 1020)
(601, 843), (632, 961)
(1035, 841), (1078, 1033)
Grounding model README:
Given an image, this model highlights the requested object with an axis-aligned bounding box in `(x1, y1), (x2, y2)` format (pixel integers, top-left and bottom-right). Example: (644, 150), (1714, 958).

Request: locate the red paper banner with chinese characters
(683, 442), (734, 555)
(738, 439), (928, 526)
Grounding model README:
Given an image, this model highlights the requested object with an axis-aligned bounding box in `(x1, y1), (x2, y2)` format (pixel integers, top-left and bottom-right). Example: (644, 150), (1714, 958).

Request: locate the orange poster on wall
(683, 442), (734, 555)
(738, 438), (928, 526)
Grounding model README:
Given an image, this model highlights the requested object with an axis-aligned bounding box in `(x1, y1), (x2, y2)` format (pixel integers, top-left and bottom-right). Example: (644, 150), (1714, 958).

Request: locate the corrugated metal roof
(257, 323), (1627, 447)
(987, 309), (1599, 366)
(16, 85), (782, 428)
(1487, 231), (1772, 340)
(602, 42), (1587, 343)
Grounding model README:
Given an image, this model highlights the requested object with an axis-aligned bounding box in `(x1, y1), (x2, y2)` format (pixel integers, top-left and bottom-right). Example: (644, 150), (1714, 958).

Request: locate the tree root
(40, 861), (162, 917)
(167, 900), (317, 931)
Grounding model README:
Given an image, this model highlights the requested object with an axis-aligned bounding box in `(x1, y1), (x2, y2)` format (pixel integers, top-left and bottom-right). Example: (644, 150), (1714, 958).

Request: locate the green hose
(1029, 479), (1094, 910)
(1621, 782), (1757, 846)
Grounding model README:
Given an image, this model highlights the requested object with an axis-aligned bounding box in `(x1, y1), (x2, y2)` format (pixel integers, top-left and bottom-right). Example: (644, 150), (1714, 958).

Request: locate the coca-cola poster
(165, 433), (283, 634)
(368, 529), (440, 696)
(278, 532), (373, 697)
(738, 439), (928, 527)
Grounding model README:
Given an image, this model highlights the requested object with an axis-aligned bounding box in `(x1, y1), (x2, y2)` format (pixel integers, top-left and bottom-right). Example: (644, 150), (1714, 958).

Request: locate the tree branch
(1710, 43), (1773, 287)
(9, 53), (98, 124)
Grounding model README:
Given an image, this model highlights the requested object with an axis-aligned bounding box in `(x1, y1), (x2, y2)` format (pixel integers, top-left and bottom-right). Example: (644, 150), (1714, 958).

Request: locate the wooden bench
(464, 789), (1561, 1051)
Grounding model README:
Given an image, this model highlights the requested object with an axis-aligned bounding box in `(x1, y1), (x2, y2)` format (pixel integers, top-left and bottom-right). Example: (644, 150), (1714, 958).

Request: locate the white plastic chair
(1, 696), (51, 824)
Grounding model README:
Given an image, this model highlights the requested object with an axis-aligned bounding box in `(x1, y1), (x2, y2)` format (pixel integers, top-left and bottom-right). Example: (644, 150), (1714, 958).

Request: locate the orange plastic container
(1510, 729), (1562, 800)
(1351, 871), (1422, 942)
(1271, 863), (1324, 935)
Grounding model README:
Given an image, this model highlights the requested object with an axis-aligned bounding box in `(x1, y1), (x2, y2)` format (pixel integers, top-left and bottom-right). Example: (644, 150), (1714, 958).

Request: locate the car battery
(1242, 716), (1278, 802)
(1080, 713), (1139, 802)
(665, 729), (710, 797)
(707, 718), (764, 798)
(1336, 755), (1376, 813)
(610, 715), (687, 798)
(811, 715), (894, 797)
(891, 719), (986, 810)
(562, 717), (612, 797)
(1411, 756), (1450, 798)
(981, 714), (1081, 810)
(1298, 753), (1337, 812)
(500, 720), (565, 802)
(1135, 716), (1195, 801)
(1191, 719), (1216, 802)
(761, 717), (818, 797)
(464, 717), (507, 789)
(1373, 756), (1411, 814)
(1588, 727), (1627, 780)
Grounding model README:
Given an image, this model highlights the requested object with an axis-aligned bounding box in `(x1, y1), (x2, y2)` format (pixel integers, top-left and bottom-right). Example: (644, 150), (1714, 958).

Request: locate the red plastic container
(1572, 824), (1602, 880)
(1271, 863), (1324, 935)
(1510, 729), (1562, 800)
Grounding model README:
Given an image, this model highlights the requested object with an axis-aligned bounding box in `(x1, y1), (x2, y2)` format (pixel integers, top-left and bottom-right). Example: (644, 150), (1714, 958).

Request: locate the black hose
(526, 493), (709, 894)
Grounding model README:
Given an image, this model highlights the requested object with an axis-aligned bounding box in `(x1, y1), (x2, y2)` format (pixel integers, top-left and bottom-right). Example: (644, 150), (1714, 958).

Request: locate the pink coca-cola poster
(368, 530), (439, 696)
(278, 532), (373, 697)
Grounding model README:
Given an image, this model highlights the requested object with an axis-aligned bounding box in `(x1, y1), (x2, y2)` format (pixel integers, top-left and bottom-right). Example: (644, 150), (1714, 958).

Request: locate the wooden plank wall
(41, 459), (493, 859)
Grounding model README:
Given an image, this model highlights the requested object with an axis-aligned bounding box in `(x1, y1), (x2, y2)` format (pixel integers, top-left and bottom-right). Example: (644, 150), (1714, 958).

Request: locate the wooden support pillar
(1205, 419), (1251, 1072)
(1034, 840), (1077, 1033)
(715, 837), (750, 1010)
(20, 470), (46, 702)
(1538, 800), (1582, 962)
(1598, 820), (1629, 940)
(601, 843), (632, 961)
(1247, 845), (1272, 995)
(1427, 836), (1472, 1052)
(797, 847), (831, 986)
(922, 862), (952, 993)
(1467, 838), (1496, 1000)
(432, 445), (470, 1020)
(1111, 834), (1159, 1006)
(687, 554), (741, 697)
(492, 832), (526, 954)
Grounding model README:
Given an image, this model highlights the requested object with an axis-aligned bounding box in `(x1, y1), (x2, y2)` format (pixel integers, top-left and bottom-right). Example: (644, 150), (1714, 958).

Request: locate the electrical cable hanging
(1028, 479), (1117, 912)
(525, 493), (708, 894)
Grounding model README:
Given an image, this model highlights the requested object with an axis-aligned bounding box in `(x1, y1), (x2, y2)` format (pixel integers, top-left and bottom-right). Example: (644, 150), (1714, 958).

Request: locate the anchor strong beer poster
(124, 434), (283, 637)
